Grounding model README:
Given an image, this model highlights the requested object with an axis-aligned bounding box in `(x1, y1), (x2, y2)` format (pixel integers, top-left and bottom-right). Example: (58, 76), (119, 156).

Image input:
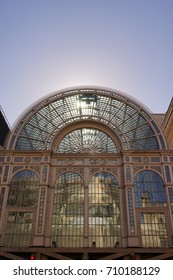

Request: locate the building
(0, 106), (10, 148)
(0, 86), (173, 260)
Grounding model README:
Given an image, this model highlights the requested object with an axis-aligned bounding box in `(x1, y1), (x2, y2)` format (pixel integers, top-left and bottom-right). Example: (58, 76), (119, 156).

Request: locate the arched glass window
(51, 172), (84, 248)
(134, 170), (166, 208)
(88, 172), (120, 248)
(134, 170), (168, 247)
(57, 128), (117, 153)
(4, 170), (39, 247)
(8, 170), (39, 207)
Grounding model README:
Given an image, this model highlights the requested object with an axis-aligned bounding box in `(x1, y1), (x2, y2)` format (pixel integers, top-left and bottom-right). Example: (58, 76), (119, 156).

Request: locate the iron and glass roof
(8, 87), (166, 151)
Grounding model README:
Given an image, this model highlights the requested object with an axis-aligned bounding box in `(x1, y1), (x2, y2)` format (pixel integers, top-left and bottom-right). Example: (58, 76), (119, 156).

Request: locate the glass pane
(134, 170), (166, 208)
(8, 170), (39, 207)
(11, 90), (161, 150)
(4, 212), (33, 247)
(140, 213), (168, 247)
(51, 172), (84, 248)
(88, 172), (120, 248)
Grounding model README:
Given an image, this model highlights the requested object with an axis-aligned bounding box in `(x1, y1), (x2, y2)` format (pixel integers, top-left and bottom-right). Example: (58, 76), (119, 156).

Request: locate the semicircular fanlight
(57, 128), (117, 153)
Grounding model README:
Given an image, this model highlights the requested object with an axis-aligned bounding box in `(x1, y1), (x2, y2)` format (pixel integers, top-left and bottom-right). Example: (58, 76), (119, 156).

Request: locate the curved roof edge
(11, 85), (153, 131)
(5, 85), (167, 151)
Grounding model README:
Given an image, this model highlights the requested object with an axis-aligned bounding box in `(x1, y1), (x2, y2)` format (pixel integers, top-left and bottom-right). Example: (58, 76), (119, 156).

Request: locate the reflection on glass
(134, 170), (168, 247)
(51, 172), (84, 247)
(4, 212), (33, 247)
(88, 173), (120, 248)
(134, 170), (166, 208)
(140, 213), (168, 247)
(8, 170), (39, 207)
(51, 172), (120, 248)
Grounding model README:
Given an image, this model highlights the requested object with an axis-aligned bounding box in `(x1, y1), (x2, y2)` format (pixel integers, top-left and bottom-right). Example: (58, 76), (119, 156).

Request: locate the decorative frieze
(106, 159), (117, 165)
(133, 157), (161, 163)
(57, 158), (118, 166)
(132, 157), (142, 163)
(24, 157), (31, 164)
(14, 157), (24, 163)
(0, 157), (5, 163)
(150, 157), (160, 162)
(74, 159), (84, 165)
(32, 157), (42, 163)
(57, 159), (67, 165)
(89, 159), (99, 164)
(142, 157), (150, 163)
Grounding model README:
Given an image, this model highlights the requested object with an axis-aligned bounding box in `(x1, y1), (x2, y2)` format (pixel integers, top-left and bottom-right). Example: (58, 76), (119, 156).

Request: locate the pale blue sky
(0, 0), (173, 126)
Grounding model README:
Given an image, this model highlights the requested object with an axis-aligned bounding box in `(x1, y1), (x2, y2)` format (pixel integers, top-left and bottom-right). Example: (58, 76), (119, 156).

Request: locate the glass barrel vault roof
(8, 87), (166, 151)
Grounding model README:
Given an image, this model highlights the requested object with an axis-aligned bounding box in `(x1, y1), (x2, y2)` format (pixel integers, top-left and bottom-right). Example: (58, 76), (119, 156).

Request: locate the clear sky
(0, 0), (173, 126)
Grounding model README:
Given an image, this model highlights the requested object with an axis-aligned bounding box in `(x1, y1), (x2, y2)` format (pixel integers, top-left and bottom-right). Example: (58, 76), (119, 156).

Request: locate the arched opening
(4, 170), (39, 247)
